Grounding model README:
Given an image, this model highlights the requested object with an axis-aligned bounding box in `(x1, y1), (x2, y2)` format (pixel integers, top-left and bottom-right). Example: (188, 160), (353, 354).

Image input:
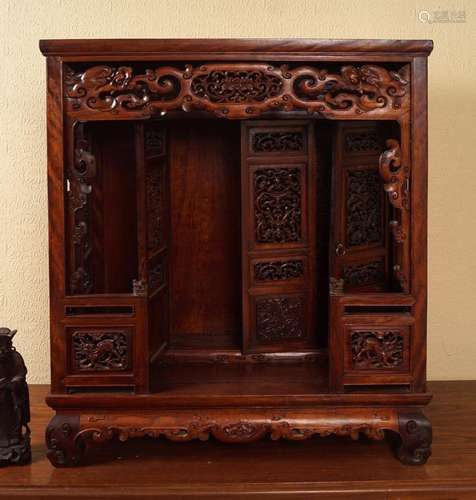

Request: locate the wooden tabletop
(1, 381), (475, 499)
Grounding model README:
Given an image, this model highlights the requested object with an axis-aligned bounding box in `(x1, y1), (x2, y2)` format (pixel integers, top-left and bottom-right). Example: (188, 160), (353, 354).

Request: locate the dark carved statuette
(0, 328), (31, 466)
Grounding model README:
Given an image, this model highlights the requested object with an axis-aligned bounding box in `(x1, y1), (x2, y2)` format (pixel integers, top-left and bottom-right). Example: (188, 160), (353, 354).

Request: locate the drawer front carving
(345, 325), (410, 373)
(70, 328), (132, 372)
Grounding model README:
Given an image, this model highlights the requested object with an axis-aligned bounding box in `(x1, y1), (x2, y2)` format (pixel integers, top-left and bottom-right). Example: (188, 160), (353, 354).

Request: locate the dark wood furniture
(2, 382), (476, 498)
(39, 38), (434, 467)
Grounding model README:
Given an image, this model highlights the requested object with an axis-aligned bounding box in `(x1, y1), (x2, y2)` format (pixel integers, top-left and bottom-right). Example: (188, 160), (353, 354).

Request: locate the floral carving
(145, 128), (165, 157)
(68, 124), (96, 294)
(255, 296), (305, 341)
(351, 330), (405, 369)
(346, 168), (382, 247)
(148, 258), (165, 293)
(71, 330), (129, 371)
(343, 260), (385, 288)
(254, 259), (304, 282)
(252, 131), (304, 153)
(64, 63), (409, 119)
(254, 168), (301, 244)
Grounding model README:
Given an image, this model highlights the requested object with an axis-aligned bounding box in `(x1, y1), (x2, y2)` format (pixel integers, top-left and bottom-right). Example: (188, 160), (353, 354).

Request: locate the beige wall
(0, 0), (475, 383)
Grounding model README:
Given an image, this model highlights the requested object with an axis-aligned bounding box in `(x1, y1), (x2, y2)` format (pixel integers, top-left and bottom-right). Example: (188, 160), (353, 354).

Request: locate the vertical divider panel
(135, 121), (170, 383)
(241, 121), (317, 353)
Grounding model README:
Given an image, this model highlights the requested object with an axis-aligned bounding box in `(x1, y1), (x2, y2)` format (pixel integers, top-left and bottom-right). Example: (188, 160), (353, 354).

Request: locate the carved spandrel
(68, 124), (96, 295)
(254, 167), (302, 244)
(64, 63), (409, 119)
(378, 139), (409, 210)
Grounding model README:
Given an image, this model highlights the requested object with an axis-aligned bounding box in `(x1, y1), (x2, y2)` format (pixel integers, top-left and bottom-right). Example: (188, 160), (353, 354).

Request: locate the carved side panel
(67, 124), (96, 294)
(255, 295), (305, 342)
(70, 329), (130, 372)
(346, 168), (382, 247)
(254, 167), (302, 244)
(64, 63), (409, 119)
(349, 328), (408, 370)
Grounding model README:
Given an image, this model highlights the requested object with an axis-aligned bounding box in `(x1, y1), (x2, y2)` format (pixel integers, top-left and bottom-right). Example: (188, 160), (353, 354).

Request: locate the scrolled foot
(395, 411), (432, 465)
(46, 415), (85, 467)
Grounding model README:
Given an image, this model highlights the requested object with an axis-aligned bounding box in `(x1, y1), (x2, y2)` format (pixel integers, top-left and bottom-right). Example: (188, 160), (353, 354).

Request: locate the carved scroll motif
(64, 63), (409, 119)
(68, 124), (96, 294)
(252, 131), (305, 153)
(378, 139), (409, 210)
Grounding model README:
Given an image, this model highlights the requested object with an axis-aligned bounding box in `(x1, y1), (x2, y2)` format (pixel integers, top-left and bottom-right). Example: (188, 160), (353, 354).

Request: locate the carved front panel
(64, 63), (409, 119)
(255, 295), (305, 342)
(71, 329), (130, 372)
(346, 168), (382, 247)
(254, 167), (302, 244)
(349, 328), (408, 370)
(253, 259), (304, 283)
(251, 130), (305, 154)
(343, 259), (385, 289)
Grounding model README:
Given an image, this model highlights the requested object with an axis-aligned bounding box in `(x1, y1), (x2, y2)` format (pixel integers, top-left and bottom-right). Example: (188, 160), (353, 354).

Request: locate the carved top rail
(40, 38), (434, 57)
(64, 63), (410, 120)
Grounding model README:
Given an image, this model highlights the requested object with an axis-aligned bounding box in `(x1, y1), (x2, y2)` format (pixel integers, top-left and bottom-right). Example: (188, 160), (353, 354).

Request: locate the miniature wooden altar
(39, 38), (433, 466)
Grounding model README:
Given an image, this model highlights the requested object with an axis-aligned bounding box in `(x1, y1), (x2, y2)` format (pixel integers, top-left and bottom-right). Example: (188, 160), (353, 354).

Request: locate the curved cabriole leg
(46, 414), (85, 467)
(395, 411), (432, 465)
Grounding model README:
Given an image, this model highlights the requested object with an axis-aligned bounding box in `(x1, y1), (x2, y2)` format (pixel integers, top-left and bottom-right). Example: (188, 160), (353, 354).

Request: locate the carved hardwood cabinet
(40, 39), (433, 466)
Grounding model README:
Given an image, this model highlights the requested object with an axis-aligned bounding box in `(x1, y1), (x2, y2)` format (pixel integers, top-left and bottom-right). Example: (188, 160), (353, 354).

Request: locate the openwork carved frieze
(251, 131), (305, 153)
(64, 63), (409, 119)
(255, 296), (305, 341)
(350, 330), (405, 370)
(254, 259), (304, 282)
(346, 168), (382, 247)
(343, 259), (385, 288)
(344, 131), (381, 154)
(71, 330), (129, 371)
(378, 139), (409, 210)
(68, 124), (96, 294)
(254, 167), (302, 244)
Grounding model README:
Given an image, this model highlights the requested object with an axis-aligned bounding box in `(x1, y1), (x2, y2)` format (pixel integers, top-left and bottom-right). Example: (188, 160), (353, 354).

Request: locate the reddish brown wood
(40, 38), (433, 466)
(4, 383), (476, 499)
